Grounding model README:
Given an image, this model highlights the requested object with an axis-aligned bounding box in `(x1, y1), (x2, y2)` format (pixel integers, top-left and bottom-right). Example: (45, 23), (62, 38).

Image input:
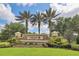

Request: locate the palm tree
(30, 12), (43, 34)
(16, 11), (31, 34)
(42, 8), (61, 37)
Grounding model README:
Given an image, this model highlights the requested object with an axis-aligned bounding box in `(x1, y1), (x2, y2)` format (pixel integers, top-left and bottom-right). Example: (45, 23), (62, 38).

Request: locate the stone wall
(15, 33), (49, 40)
(22, 34), (49, 40)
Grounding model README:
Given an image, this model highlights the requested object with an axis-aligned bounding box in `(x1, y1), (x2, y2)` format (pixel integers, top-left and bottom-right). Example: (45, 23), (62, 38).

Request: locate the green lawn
(0, 48), (79, 56)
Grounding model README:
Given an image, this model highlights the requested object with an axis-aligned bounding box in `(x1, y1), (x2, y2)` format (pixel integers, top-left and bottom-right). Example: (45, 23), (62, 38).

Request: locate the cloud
(50, 3), (79, 13)
(50, 3), (79, 17)
(0, 24), (5, 31)
(60, 8), (79, 17)
(0, 4), (17, 23)
(40, 23), (49, 34)
(16, 3), (34, 7)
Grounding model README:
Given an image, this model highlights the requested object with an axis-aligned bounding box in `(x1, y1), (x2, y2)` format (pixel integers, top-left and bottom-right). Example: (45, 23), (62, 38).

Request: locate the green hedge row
(0, 42), (12, 48)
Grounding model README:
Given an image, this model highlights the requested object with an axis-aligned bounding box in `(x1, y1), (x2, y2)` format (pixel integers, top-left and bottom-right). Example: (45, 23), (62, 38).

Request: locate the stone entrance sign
(15, 32), (22, 39)
(26, 35), (43, 40)
(16, 34), (49, 43)
(22, 34), (48, 40)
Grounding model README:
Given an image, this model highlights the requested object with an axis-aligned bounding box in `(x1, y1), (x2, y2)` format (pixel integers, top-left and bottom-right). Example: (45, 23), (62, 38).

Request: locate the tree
(0, 23), (25, 41)
(56, 17), (72, 36)
(55, 17), (65, 35)
(56, 17), (74, 44)
(42, 8), (61, 37)
(30, 12), (43, 34)
(64, 29), (74, 45)
(16, 11), (32, 34)
(71, 15), (79, 34)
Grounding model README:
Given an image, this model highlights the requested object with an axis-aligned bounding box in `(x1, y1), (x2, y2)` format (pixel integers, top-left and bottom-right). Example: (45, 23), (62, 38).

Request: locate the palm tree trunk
(49, 27), (52, 37)
(49, 19), (52, 37)
(38, 20), (41, 40)
(38, 20), (40, 34)
(25, 20), (28, 34)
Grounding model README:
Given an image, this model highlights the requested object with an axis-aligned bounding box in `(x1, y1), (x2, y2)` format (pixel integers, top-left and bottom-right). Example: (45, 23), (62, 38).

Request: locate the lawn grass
(0, 48), (79, 56)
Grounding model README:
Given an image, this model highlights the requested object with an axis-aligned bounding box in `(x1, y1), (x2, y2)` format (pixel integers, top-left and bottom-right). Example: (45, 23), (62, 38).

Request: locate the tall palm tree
(16, 11), (32, 34)
(31, 12), (43, 34)
(42, 8), (61, 37)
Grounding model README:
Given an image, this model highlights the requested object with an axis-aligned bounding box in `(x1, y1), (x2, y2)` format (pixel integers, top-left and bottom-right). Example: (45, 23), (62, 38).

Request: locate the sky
(0, 3), (79, 34)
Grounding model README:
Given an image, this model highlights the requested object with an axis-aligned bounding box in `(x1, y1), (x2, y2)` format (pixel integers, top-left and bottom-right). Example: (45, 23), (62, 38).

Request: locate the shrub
(0, 42), (11, 48)
(15, 40), (22, 44)
(49, 36), (68, 48)
(76, 36), (79, 44)
(71, 44), (79, 51)
(7, 37), (20, 46)
(8, 37), (16, 43)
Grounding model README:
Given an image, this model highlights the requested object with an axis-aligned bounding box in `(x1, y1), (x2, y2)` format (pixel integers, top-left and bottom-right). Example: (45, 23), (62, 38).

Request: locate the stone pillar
(15, 32), (22, 39)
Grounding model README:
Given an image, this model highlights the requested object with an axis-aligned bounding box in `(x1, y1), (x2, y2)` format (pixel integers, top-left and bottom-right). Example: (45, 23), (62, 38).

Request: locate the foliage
(16, 11), (32, 33)
(56, 17), (72, 36)
(49, 36), (68, 48)
(71, 43), (79, 51)
(30, 12), (44, 34)
(0, 42), (11, 48)
(64, 30), (74, 44)
(7, 37), (16, 43)
(55, 15), (79, 45)
(7, 37), (23, 46)
(0, 23), (25, 40)
(71, 15), (79, 33)
(76, 36), (79, 44)
(6, 23), (25, 34)
(42, 8), (61, 36)
(0, 29), (10, 41)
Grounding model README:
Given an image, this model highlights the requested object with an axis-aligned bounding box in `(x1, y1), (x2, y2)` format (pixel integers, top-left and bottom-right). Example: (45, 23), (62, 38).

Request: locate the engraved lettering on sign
(18, 34), (48, 40)
(40, 36), (43, 40)
(26, 36), (44, 40)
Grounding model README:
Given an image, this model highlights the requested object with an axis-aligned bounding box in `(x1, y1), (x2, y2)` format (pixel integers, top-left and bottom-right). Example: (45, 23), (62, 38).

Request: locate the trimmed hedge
(49, 36), (69, 48)
(0, 42), (11, 48)
(76, 36), (79, 44)
(7, 37), (16, 43)
(71, 44), (79, 51)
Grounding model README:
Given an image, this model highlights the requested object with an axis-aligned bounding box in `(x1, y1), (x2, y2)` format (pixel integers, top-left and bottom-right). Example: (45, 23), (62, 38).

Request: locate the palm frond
(15, 16), (23, 21)
(16, 16), (22, 18)
(46, 9), (49, 17)
(54, 13), (61, 18)
(41, 13), (47, 18)
(48, 8), (52, 16)
(51, 10), (56, 17)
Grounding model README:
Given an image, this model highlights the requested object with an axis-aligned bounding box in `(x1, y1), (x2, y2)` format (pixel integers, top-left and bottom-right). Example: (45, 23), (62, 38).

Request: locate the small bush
(61, 44), (71, 48)
(8, 37), (16, 43)
(0, 42), (11, 48)
(49, 36), (68, 48)
(76, 36), (79, 44)
(71, 44), (79, 51)
(15, 40), (22, 44)
(7, 37), (20, 46)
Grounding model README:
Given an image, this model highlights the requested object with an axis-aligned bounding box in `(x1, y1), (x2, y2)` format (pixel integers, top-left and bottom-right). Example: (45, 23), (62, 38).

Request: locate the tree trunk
(38, 20), (40, 40)
(25, 19), (28, 34)
(38, 20), (40, 34)
(49, 20), (52, 37)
